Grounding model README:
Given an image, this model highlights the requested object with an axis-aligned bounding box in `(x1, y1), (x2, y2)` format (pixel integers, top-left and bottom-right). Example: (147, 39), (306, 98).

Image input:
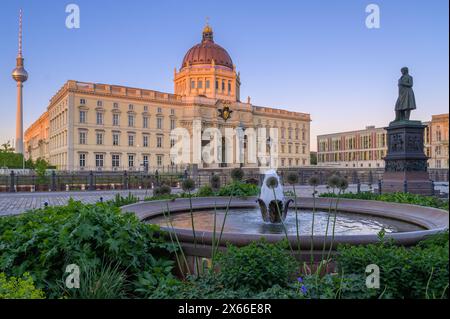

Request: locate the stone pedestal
(382, 120), (433, 195)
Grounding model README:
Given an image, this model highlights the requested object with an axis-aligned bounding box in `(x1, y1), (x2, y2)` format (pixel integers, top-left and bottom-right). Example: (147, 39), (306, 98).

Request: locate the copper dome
(181, 26), (233, 70)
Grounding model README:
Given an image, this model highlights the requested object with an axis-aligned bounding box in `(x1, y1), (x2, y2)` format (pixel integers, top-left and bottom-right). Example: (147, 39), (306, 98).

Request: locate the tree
(310, 152), (318, 165)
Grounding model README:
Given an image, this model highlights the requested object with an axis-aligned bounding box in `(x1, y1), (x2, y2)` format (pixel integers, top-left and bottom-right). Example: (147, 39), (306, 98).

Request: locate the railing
(0, 169), (185, 193)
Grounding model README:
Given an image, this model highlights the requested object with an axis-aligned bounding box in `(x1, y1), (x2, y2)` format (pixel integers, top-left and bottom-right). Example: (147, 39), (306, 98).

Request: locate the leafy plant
(0, 200), (175, 298)
(196, 185), (215, 197)
(320, 191), (448, 211)
(107, 193), (139, 207)
(217, 181), (259, 197)
(61, 260), (127, 299)
(216, 240), (298, 292)
(336, 231), (449, 299)
(0, 272), (45, 299)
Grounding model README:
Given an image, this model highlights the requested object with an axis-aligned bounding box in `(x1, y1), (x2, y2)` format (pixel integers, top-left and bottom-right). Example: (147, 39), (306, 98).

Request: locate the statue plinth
(382, 120), (432, 195)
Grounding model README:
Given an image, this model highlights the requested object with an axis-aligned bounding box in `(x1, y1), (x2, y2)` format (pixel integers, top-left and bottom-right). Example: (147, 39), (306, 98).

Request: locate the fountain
(121, 176), (448, 270)
(256, 169), (293, 223)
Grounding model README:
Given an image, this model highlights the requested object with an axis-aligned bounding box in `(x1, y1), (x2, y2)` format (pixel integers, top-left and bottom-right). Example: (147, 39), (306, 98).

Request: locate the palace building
(317, 113), (449, 169)
(24, 25), (311, 171)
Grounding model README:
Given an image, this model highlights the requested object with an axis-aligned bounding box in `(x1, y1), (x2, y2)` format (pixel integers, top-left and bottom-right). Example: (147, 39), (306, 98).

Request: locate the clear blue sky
(0, 0), (448, 150)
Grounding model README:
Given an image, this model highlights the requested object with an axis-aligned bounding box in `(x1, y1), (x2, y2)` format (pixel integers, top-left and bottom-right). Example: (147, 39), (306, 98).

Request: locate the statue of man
(395, 67), (416, 121)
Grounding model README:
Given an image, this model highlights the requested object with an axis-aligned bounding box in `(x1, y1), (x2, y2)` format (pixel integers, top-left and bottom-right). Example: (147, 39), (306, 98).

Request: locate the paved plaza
(0, 183), (447, 217)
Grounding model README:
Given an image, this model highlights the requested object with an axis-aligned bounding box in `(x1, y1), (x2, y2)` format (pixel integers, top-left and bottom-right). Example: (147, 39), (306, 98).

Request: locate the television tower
(11, 9), (28, 154)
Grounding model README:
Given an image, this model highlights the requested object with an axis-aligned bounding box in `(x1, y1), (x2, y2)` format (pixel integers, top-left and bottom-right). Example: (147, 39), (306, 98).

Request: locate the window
(113, 102), (119, 108)
(128, 135), (135, 147)
(80, 99), (86, 105)
(157, 117), (163, 129)
(157, 107), (162, 114)
(143, 155), (149, 167)
(215, 80), (219, 90)
(112, 133), (120, 146)
(95, 154), (104, 167)
(96, 112), (103, 125)
(222, 81), (225, 91)
(79, 132), (87, 145)
(96, 133), (104, 145)
(79, 154), (86, 167)
(206, 80), (210, 89)
(143, 116), (148, 128)
(170, 138), (176, 148)
(97, 100), (103, 107)
(112, 155), (120, 168)
(198, 80), (203, 89)
(170, 119), (176, 130)
(170, 108), (175, 116)
(144, 105), (148, 111)
(128, 115), (135, 127)
(191, 81), (195, 89)
(79, 111), (86, 124)
(113, 114), (119, 126)
(143, 135), (149, 147)
(157, 136), (163, 148)
(228, 81), (231, 92)
(128, 155), (134, 168)
(128, 104), (134, 111)
(157, 155), (163, 166)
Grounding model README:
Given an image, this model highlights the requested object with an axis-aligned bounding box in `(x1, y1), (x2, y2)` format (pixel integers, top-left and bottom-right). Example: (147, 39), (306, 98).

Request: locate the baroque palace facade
(24, 25), (311, 171)
(317, 113), (449, 169)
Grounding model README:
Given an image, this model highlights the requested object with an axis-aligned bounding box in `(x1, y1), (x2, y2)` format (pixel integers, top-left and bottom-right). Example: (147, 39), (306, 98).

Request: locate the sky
(0, 0), (448, 151)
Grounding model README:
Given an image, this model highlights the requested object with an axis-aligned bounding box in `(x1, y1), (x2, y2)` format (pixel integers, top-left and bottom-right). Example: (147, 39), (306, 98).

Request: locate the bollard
(51, 171), (57, 192)
(9, 171), (15, 193)
(88, 171), (95, 191)
(403, 180), (408, 193)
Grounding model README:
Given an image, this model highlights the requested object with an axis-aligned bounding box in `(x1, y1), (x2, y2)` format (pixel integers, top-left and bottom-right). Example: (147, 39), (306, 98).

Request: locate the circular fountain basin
(121, 196), (448, 259)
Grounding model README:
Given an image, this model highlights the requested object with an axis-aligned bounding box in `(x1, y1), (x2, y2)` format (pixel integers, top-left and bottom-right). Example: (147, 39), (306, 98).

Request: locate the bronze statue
(395, 67), (416, 121)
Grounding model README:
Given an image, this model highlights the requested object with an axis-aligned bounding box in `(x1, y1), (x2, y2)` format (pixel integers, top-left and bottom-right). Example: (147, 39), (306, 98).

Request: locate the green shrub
(230, 168), (244, 182)
(320, 191), (449, 211)
(0, 200), (175, 298)
(217, 181), (259, 197)
(216, 240), (297, 291)
(0, 272), (45, 299)
(301, 274), (380, 299)
(107, 193), (139, 207)
(153, 185), (172, 197)
(336, 231), (449, 299)
(61, 261), (127, 299)
(196, 185), (215, 197)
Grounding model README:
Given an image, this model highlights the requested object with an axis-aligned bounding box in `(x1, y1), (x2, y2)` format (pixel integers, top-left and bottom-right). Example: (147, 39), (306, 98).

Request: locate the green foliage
(0, 272), (45, 299)
(153, 185), (172, 197)
(298, 273), (379, 299)
(181, 178), (195, 192)
(210, 174), (221, 190)
(216, 240), (297, 291)
(107, 193), (139, 207)
(320, 191), (449, 211)
(196, 185), (215, 197)
(0, 200), (175, 298)
(61, 261), (127, 299)
(230, 168), (244, 182)
(336, 231), (449, 299)
(217, 181), (259, 197)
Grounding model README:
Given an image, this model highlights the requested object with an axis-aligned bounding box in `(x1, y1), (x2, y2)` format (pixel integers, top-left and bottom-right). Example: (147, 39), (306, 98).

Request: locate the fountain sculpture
(256, 170), (293, 223)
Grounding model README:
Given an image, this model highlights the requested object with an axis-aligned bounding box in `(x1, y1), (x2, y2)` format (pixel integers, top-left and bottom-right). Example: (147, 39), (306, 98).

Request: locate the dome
(181, 25), (233, 70)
